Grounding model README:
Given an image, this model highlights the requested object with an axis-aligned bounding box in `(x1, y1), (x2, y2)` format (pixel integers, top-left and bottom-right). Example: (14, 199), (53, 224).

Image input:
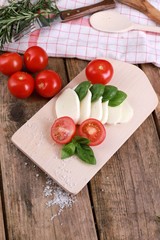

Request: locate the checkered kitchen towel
(1, 0), (160, 67)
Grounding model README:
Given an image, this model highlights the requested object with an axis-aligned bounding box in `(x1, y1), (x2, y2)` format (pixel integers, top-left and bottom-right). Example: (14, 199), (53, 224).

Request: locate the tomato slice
(78, 118), (106, 146)
(51, 117), (76, 144)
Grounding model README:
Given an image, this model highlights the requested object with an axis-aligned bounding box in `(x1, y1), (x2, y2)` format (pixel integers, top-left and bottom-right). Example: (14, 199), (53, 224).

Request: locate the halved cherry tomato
(0, 52), (23, 76)
(35, 70), (62, 98)
(24, 46), (48, 73)
(51, 117), (76, 144)
(7, 71), (34, 99)
(78, 118), (106, 146)
(85, 59), (113, 85)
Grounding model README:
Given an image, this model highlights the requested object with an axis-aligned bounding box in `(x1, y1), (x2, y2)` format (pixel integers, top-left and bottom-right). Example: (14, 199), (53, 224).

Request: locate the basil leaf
(73, 136), (90, 145)
(76, 144), (96, 165)
(102, 85), (118, 102)
(61, 142), (76, 159)
(90, 84), (105, 102)
(75, 81), (91, 101)
(109, 90), (127, 107)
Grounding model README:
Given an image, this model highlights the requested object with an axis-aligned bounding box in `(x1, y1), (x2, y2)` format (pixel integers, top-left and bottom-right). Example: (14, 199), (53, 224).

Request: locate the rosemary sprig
(0, 0), (60, 48)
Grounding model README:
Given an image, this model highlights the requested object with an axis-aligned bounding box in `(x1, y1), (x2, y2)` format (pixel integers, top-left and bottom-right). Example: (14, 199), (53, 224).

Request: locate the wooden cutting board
(11, 59), (158, 194)
(117, 0), (160, 24)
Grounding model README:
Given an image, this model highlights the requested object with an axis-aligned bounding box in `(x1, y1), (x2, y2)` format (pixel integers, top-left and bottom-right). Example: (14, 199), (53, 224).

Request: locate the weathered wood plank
(0, 193), (6, 240)
(90, 115), (160, 240)
(0, 58), (97, 240)
(141, 64), (160, 135)
(89, 61), (160, 240)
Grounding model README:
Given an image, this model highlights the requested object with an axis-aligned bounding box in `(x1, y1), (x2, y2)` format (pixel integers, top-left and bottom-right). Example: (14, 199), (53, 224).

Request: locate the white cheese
(107, 104), (123, 124)
(119, 100), (134, 123)
(101, 101), (109, 124)
(55, 88), (80, 124)
(78, 90), (92, 124)
(90, 96), (103, 121)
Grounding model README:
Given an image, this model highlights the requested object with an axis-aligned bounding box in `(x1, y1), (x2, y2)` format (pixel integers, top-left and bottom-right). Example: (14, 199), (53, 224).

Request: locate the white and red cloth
(2, 0), (160, 67)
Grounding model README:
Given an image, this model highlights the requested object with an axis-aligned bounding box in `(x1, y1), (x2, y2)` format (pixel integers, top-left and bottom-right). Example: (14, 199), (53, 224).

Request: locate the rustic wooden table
(0, 57), (160, 240)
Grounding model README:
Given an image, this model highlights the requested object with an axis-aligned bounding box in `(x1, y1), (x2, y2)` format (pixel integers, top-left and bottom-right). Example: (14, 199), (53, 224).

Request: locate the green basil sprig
(90, 84), (105, 102)
(74, 81), (91, 101)
(102, 85), (118, 102)
(109, 90), (127, 107)
(61, 136), (96, 165)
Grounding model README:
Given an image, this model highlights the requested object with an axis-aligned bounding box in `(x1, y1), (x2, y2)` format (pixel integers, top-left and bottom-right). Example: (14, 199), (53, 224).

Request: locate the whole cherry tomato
(24, 46), (48, 73)
(51, 117), (76, 144)
(35, 70), (62, 98)
(85, 59), (114, 85)
(8, 72), (35, 98)
(0, 52), (23, 76)
(78, 118), (106, 146)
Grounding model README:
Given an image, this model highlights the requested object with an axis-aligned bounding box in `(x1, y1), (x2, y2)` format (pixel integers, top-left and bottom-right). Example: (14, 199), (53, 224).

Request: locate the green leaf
(109, 90), (127, 107)
(90, 84), (105, 102)
(74, 81), (91, 101)
(61, 142), (76, 159)
(38, 15), (50, 26)
(76, 144), (96, 165)
(102, 85), (118, 102)
(73, 136), (90, 145)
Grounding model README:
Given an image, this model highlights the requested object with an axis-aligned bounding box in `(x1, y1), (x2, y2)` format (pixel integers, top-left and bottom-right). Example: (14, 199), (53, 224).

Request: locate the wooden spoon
(117, 0), (160, 25)
(90, 10), (160, 33)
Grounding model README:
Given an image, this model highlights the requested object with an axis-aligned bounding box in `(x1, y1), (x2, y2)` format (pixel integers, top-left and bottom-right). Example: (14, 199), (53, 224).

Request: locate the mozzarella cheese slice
(55, 88), (80, 124)
(101, 101), (109, 124)
(107, 104), (123, 125)
(90, 96), (103, 121)
(78, 90), (92, 124)
(119, 100), (134, 123)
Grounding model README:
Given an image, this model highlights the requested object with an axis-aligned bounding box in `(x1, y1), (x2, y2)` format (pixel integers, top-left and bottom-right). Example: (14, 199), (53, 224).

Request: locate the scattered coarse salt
(43, 176), (76, 220)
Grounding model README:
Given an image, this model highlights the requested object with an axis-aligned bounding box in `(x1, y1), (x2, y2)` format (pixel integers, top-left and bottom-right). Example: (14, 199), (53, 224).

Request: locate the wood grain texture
(117, 0), (160, 24)
(0, 58), (97, 240)
(0, 55), (160, 240)
(90, 115), (160, 240)
(141, 64), (160, 136)
(11, 59), (158, 194)
(60, 0), (115, 22)
(0, 193), (6, 240)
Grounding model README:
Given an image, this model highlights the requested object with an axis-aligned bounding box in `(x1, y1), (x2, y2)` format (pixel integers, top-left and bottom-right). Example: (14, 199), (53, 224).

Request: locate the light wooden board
(11, 59), (158, 194)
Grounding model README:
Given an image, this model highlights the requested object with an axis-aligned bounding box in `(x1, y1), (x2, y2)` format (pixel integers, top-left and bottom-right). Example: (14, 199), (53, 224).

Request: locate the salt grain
(43, 176), (76, 220)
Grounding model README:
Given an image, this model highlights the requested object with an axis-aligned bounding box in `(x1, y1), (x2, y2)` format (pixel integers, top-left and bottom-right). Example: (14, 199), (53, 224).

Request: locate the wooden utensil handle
(60, 0), (115, 22)
(117, 0), (160, 25)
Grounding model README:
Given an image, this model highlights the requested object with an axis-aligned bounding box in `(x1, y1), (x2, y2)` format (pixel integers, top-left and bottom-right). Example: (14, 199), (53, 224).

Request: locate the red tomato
(0, 52), (23, 76)
(35, 70), (62, 98)
(24, 46), (48, 72)
(51, 117), (76, 144)
(8, 72), (34, 99)
(85, 59), (113, 85)
(78, 118), (106, 146)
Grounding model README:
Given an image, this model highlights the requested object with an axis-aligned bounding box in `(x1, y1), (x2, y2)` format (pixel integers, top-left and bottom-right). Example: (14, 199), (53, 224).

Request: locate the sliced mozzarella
(78, 89), (92, 124)
(101, 101), (109, 124)
(55, 88), (80, 124)
(90, 96), (103, 121)
(107, 104), (123, 125)
(119, 100), (134, 123)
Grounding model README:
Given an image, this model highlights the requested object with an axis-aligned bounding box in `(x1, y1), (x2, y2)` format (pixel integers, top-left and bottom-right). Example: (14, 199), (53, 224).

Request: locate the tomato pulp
(85, 59), (113, 85)
(78, 118), (106, 146)
(51, 117), (76, 144)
